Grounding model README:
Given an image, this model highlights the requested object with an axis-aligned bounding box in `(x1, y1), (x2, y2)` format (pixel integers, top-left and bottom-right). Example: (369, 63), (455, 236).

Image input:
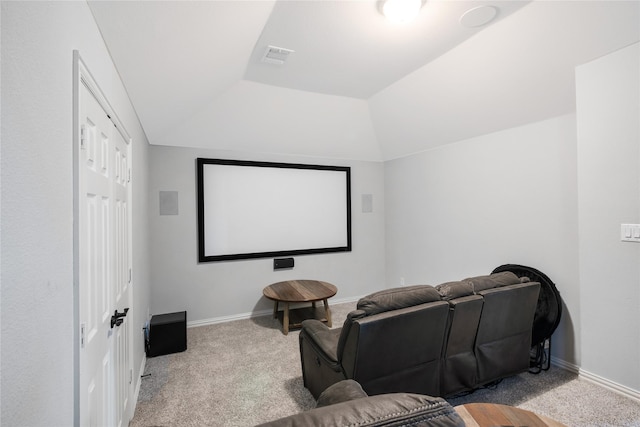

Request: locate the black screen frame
(197, 158), (352, 262)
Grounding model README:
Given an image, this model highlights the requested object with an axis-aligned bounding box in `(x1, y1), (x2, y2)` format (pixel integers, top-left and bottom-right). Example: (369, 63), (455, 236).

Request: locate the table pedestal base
(273, 300), (332, 335)
(263, 280), (337, 335)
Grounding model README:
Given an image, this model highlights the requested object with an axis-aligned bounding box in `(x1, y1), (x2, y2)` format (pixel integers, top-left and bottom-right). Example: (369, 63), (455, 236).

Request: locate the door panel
(79, 79), (132, 427)
(112, 121), (131, 427)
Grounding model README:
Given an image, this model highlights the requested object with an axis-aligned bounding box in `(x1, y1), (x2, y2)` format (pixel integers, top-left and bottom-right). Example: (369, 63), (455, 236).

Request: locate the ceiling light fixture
(382, 0), (423, 24)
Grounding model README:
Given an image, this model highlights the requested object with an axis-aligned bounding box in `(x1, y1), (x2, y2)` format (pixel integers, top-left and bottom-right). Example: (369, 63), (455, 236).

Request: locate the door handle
(110, 308), (129, 328)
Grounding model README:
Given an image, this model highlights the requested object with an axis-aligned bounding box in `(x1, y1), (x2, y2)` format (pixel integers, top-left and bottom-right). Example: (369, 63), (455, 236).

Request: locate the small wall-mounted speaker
(362, 194), (373, 213)
(159, 191), (179, 215)
(274, 257), (294, 270)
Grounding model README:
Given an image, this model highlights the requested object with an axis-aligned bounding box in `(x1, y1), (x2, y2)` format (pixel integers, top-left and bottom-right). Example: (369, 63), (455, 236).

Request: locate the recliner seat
(300, 285), (450, 398)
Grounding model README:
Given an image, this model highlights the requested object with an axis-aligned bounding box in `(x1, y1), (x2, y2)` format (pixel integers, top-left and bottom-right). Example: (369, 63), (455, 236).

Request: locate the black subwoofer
(147, 311), (187, 357)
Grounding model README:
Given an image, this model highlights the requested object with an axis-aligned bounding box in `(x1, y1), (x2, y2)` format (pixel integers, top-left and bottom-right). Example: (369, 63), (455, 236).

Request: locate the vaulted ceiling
(89, 1), (639, 161)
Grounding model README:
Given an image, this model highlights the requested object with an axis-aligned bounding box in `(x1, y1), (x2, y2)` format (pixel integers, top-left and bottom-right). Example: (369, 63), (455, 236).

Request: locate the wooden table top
(263, 280), (337, 303)
(454, 403), (567, 427)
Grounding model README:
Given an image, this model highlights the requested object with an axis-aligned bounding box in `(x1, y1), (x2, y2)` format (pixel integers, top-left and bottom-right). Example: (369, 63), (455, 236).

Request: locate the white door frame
(73, 50), (134, 427)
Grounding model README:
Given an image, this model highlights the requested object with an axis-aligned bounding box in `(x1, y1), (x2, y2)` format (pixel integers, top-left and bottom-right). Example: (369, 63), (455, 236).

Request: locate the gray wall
(1, 2), (151, 425)
(576, 42), (640, 391)
(149, 146), (386, 322)
(382, 42), (640, 393)
(384, 114), (581, 365)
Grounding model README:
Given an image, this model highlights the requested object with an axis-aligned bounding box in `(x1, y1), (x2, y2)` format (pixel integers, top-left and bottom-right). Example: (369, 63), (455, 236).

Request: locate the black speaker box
(147, 311), (187, 357)
(274, 257), (294, 270)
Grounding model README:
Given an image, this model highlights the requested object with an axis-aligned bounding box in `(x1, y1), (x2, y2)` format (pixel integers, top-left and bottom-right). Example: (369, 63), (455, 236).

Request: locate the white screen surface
(197, 159), (351, 261)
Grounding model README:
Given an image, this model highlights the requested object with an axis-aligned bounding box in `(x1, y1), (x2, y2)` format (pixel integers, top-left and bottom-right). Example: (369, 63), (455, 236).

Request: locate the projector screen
(197, 158), (351, 262)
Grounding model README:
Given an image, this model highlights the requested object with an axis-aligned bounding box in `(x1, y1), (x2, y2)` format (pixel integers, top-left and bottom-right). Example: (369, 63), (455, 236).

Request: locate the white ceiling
(243, 0), (528, 98)
(88, 0), (640, 161)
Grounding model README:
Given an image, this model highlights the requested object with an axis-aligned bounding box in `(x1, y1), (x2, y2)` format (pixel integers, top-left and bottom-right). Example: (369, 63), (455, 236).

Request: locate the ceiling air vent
(261, 45), (294, 65)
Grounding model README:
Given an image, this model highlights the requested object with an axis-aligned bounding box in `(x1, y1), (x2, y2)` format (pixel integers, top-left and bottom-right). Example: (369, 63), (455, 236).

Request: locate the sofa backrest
(435, 272), (535, 396)
(340, 286), (444, 361)
(474, 281), (541, 385)
(338, 287), (450, 396)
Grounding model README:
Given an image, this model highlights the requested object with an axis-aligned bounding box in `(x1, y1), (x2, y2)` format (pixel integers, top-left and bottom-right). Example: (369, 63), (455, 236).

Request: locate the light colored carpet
(130, 302), (640, 426)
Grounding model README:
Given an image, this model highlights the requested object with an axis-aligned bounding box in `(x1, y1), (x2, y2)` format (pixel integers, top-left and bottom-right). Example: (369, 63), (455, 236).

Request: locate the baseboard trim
(579, 367), (640, 403)
(550, 355), (579, 374)
(187, 296), (362, 328)
(551, 356), (639, 403)
(187, 310), (270, 327)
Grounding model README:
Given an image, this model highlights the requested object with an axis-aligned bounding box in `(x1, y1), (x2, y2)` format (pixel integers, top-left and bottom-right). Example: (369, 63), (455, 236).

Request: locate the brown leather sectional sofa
(299, 271), (540, 399)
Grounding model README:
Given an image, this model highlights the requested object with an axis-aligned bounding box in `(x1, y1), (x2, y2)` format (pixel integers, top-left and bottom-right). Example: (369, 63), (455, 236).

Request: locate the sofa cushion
(466, 271), (521, 293)
(357, 285), (441, 316)
(258, 392), (464, 427)
(435, 280), (474, 301)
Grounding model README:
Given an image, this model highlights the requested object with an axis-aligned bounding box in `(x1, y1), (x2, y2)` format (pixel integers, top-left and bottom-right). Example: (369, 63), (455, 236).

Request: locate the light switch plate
(620, 224), (640, 242)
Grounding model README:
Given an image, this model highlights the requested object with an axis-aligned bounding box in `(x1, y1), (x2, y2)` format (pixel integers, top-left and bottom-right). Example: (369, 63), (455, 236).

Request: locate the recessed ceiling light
(382, 0), (423, 24)
(460, 5), (498, 28)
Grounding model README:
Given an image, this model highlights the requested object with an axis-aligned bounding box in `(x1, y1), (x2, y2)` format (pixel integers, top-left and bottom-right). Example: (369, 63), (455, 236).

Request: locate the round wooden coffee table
(263, 280), (337, 335)
(454, 403), (567, 427)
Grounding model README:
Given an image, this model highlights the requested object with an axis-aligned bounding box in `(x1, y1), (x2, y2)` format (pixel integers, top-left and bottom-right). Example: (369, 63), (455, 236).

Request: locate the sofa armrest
(316, 379), (368, 408)
(300, 319), (341, 364)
